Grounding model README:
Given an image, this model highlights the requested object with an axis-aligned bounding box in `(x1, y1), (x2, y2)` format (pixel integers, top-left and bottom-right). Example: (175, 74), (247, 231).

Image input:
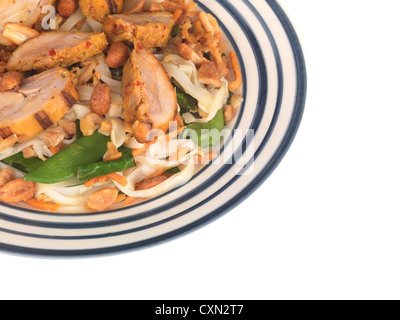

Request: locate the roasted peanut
(104, 142), (122, 162)
(135, 174), (174, 191)
(80, 116), (96, 136)
(86, 188), (119, 211)
(0, 179), (35, 204)
(0, 135), (18, 152)
(22, 146), (37, 159)
(100, 120), (113, 133)
(0, 71), (24, 92)
(43, 131), (65, 148)
(106, 42), (130, 69)
(223, 104), (235, 123)
(0, 168), (15, 187)
(58, 0), (78, 18)
(60, 121), (77, 135)
(91, 83), (111, 116)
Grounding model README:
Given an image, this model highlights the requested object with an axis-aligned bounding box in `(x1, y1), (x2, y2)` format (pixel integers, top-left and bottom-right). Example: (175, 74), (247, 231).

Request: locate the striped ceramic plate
(0, 0), (306, 256)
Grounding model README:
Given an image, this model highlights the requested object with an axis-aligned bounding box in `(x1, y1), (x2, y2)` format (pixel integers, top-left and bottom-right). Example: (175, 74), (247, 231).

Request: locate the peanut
(106, 42), (130, 69)
(0, 135), (18, 152)
(57, 0), (78, 18)
(22, 146), (37, 159)
(104, 142), (122, 161)
(86, 188), (119, 212)
(61, 121), (77, 135)
(223, 104), (235, 123)
(0, 179), (35, 204)
(43, 131), (65, 148)
(0, 71), (24, 92)
(135, 174), (173, 191)
(100, 120), (113, 133)
(80, 116), (95, 136)
(91, 83), (111, 116)
(0, 168), (15, 187)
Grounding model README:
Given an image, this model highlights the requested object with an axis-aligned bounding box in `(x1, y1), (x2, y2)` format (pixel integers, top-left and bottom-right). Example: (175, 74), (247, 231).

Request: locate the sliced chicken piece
(103, 12), (175, 48)
(0, 0), (55, 46)
(0, 68), (79, 141)
(79, 0), (124, 23)
(6, 32), (108, 72)
(122, 42), (177, 142)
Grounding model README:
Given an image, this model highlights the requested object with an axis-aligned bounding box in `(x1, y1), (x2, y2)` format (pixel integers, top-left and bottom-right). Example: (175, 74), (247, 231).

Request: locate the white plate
(0, 0), (306, 256)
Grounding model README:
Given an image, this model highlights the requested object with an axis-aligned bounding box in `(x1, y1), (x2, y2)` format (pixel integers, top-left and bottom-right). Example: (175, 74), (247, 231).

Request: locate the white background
(1, 0), (400, 300)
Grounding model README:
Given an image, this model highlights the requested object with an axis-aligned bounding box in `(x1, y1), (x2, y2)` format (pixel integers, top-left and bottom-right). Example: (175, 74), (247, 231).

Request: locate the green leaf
(176, 86), (198, 113)
(184, 109), (225, 148)
(171, 25), (183, 38)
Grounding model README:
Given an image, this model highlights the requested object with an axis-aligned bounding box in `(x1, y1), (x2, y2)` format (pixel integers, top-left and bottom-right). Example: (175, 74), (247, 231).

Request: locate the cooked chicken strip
(6, 32), (108, 72)
(80, 0), (124, 23)
(122, 42), (177, 142)
(0, 68), (79, 141)
(103, 13), (174, 48)
(0, 0), (55, 46)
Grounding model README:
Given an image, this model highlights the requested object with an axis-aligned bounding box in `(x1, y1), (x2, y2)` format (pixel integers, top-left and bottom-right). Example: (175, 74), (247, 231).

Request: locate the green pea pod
(2, 152), (44, 173)
(77, 147), (136, 181)
(24, 132), (110, 184)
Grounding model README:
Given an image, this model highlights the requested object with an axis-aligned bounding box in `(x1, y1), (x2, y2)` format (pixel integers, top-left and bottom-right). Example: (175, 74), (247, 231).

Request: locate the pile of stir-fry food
(0, 0), (243, 212)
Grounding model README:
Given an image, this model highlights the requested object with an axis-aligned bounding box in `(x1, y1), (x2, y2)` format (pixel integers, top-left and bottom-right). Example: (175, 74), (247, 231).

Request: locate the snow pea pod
(24, 132), (110, 184)
(77, 147), (136, 181)
(2, 152), (43, 173)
